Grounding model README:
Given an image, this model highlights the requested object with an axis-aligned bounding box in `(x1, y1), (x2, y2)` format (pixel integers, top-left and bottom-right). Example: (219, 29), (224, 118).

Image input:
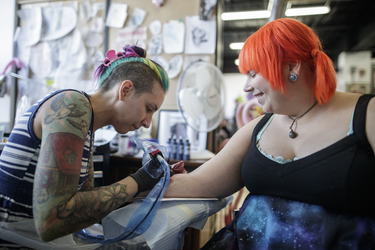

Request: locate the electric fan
(177, 60), (226, 153)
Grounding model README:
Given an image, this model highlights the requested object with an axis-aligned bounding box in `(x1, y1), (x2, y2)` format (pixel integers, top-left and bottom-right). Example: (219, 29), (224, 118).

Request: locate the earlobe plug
(289, 73), (298, 82)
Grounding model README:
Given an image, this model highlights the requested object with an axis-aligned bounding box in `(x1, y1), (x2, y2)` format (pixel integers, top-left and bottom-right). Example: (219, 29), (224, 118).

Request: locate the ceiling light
(235, 59), (239, 66)
(285, 6), (330, 16)
(230, 42), (244, 50)
(221, 10), (271, 21)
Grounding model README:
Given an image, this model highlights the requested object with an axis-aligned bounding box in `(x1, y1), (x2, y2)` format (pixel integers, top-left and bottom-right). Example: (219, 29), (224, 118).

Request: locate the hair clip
(103, 50), (126, 67)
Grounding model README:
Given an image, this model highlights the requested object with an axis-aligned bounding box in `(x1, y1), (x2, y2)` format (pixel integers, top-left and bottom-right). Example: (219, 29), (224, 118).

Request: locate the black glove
(130, 167), (164, 197)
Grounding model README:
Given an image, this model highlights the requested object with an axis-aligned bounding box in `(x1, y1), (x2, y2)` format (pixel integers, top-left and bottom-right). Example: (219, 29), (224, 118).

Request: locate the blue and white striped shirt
(0, 89), (94, 224)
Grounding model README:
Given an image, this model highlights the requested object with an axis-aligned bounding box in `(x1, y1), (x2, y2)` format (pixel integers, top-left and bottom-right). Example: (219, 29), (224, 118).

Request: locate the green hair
(96, 57), (169, 92)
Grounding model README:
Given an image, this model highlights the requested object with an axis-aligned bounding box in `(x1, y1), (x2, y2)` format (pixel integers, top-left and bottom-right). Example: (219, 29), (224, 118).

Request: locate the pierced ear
(119, 80), (134, 100)
(289, 62), (301, 74)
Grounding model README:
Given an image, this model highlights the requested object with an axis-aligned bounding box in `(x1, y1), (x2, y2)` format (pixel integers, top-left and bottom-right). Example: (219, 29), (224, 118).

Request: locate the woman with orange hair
(166, 18), (375, 249)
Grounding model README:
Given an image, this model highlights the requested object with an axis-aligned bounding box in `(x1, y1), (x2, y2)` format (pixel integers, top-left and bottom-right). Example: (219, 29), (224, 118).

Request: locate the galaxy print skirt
(202, 195), (375, 250)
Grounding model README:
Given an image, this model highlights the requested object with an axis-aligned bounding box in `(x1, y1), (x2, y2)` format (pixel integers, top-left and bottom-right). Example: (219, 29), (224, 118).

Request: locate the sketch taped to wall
(163, 20), (185, 54)
(184, 15), (216, 54)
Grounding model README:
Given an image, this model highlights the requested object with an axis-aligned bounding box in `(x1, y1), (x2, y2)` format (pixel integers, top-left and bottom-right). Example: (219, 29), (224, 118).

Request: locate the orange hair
(238, 18), (336, 104)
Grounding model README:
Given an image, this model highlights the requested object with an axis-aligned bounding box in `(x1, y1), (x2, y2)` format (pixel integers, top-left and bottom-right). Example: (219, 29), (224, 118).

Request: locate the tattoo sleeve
(33, 92), (131, 242)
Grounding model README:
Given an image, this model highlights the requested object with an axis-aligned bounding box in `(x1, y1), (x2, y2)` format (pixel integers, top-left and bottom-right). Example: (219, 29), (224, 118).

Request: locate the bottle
(183, 138), (190, 161)
(167, 137), (173, 159)
(171, 135), (177, 159)
(177, 136), (184, 160)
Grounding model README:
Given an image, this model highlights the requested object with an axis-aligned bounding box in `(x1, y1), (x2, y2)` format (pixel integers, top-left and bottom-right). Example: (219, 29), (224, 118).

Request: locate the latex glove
(130, 161), (164, 197)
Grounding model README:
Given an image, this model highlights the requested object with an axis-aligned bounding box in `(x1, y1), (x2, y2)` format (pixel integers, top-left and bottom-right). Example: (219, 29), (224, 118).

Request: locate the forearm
(34, 176), (137, 242)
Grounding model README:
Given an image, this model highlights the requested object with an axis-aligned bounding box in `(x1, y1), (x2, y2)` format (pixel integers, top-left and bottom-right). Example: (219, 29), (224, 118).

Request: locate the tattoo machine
(133, 137), (171, 178)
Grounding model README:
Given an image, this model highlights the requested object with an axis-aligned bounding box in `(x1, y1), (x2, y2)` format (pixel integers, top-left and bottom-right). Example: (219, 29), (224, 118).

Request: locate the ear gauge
(289, 73), (298, 82)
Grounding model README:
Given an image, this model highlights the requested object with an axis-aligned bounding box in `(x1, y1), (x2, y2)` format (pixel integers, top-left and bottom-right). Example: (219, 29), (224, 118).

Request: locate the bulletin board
(15, 0), (107, 118)
(15, 0), (218, 138)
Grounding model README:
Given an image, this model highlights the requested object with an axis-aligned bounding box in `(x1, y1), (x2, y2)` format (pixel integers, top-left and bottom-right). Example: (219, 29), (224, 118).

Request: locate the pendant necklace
(288, 102), (318, 139)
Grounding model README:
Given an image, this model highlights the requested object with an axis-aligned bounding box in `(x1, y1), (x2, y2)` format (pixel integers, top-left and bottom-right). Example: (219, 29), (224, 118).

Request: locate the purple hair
(93, 44), (147, 83)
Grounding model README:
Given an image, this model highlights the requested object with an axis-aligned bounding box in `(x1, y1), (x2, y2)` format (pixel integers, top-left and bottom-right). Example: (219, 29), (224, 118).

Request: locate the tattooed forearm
(57, 184), (129, 221)
(44, 183), (129, 237)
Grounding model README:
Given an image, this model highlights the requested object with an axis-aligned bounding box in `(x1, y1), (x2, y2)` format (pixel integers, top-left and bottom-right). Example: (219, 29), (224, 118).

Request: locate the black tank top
(242, 94), (375, 216)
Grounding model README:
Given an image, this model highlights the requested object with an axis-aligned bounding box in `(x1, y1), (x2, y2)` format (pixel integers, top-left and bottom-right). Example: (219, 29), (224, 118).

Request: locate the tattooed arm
(33, 91), (138, 242)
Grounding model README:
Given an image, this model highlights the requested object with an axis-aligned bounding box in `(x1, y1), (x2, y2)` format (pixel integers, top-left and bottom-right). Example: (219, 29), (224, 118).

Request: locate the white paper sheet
(149, 20), (162, 35)
(163, 20), (185, 54)
(113, 26), (148, 52)
(54, 29), (92, 91)
(199, 0), (218, 20)
(79, 1), (92, 24)
(17, 7), (42, 47)
(29, 42), (52, 78)
(40, 6), (78, 41)
(125, 7), (147, 31)
(84, 32), (103, 48)
(105, 3), (128, 28)
(148, 34), (163, 55)
(92, 2), (105, 18)
(166, 55), (183, 79)
(184, 15), (216, 54)
(118, 26), (147, 41)
(90, 17), (105, 33)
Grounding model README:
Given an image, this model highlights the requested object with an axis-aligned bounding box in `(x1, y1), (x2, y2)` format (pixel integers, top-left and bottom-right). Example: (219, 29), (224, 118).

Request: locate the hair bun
(311, 49), (319, 59)
(123, 44), (147, 58)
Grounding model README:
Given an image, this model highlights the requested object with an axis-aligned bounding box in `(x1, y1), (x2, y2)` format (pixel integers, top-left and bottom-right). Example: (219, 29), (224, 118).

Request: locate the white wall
(222, 73), (247, 119)
(0, 0), (17, 132)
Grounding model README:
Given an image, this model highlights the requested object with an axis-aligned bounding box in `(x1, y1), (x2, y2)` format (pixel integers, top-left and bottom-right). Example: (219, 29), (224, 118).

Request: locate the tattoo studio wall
(10, 0), (217, 138)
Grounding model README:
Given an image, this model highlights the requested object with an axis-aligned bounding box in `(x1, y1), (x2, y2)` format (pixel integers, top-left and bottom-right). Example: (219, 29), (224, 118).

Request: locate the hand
(171, 161), (187, 175)
(130, 162), (164, 197)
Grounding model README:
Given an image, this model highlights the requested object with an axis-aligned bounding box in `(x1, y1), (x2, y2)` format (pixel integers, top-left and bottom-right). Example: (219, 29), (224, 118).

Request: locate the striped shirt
(0, 89), (94, 226)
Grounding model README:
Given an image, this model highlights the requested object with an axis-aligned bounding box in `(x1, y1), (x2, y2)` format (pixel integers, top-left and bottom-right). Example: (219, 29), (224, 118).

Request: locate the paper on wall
(149, 20), (162, 35)
(166, 55), (183, 79)
(79, 0), (92, 24)
(17, 7), (42, 47)
(90, 17), (105, 33)
(29, 42), (52, 78)
(148, 34), (163, 55)
(118, 26), (147, 41)
(125, 7), (147, 32)
(199, 0), (217, 20)
(84, 32), (103, 48)
(163, 20), (185, 54)
(113, 26), (148, 52)
(92, 2), (105, 18)
(105, 3), (128, 28)
(54, 29), (92, 91)
(40, 6), (77, 41)
(184, 15), (216, 54)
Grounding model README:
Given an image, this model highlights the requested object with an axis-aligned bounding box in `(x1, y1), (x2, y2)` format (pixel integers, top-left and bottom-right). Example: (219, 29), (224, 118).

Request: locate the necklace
(288, 102), (318, 139)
